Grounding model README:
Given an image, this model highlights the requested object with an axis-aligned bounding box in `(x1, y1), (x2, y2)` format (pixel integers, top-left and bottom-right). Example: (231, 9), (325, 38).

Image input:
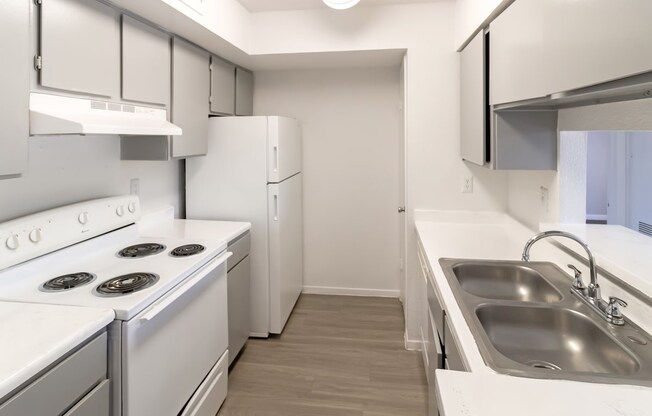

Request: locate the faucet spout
(522, 231), (599, 299)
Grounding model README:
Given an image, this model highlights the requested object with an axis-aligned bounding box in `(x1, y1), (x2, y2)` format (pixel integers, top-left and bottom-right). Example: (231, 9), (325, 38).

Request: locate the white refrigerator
(186, 116), (303, 336)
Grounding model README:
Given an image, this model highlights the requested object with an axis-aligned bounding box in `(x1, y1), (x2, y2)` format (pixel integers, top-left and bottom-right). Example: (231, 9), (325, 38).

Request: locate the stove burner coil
(96, 273), (159, 296)
(117, 243), (166, 258)
(170, 244), (206, 257)
(42, 272), (96, 291)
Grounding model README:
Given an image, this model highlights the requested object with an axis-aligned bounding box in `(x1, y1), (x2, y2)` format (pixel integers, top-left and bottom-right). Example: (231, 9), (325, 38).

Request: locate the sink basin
(476, 305), (640, 375)
(438, 258), (652, 386)
(452, 263), (562, 303)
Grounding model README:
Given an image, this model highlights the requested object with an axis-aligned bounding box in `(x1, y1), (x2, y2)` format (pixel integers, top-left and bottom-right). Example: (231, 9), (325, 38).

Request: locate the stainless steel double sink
(439, 259), (652, 386)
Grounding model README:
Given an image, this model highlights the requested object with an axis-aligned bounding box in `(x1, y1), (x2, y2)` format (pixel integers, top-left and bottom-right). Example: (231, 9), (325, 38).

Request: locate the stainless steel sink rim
(439, 258), (652, 387)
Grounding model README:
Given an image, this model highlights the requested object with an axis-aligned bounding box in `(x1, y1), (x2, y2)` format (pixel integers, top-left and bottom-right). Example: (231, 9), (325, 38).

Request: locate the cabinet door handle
(273, 194), (279, 221)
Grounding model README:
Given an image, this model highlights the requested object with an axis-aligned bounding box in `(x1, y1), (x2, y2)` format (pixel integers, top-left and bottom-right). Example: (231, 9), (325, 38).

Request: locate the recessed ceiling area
(238, 0), (441, 13)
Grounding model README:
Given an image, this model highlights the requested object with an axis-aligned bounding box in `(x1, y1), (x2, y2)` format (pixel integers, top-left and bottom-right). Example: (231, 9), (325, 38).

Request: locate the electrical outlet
(130, 178), (140, 196)
(462, 175), (474, 193)
(540, 186), (549, 211)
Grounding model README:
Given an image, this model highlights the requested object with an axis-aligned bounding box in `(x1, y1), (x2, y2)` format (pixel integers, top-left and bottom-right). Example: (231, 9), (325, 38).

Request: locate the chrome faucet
(521, 230), (627, 325)
(522, 230), (600, 299)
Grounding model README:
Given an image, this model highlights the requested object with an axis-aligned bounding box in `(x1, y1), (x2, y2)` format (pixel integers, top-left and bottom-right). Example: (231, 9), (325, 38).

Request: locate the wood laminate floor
(217, 294), (428, 416)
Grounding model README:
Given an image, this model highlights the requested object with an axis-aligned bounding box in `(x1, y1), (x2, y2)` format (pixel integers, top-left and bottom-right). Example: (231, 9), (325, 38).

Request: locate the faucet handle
(607, 296), (628, 320)
(567, 264), (586, 290)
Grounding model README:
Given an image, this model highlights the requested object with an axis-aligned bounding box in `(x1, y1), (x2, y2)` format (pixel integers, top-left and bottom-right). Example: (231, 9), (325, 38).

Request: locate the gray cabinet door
(40, 0), (120, 98)
(235, 67), (254, 116)
(459, 31), (486, 166)
(210, 56), (236, 115)
(171, 37), (210, 158)
(0, 0), (29, 176)
(122, 15), (170, 106)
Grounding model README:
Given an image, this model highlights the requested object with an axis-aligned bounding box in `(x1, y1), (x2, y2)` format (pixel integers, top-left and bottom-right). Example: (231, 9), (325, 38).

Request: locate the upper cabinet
(546, 0), (652, 94)
(39, 0), (119, 98)
(122, 15), (170, 106)
(0, 0), (29, 176)
(460, 31), (487, 166)
(171, 37), (210, 158)
(235, 67), (254, 116)
(489, 0), (546, 105)
(210, 56), (236, 115)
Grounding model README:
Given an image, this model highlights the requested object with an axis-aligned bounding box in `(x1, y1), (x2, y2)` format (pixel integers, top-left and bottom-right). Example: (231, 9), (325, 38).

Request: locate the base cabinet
(0, 332), (108, 416)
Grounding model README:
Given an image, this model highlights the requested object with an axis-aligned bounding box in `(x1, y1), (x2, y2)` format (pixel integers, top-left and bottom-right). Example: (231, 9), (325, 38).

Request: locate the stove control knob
(78, 211), (89, 225)
(29, 228), (42, 243)
(128, 201), (137, 213)
(5, 234), (19, 250)
(116, 205), (125, 217)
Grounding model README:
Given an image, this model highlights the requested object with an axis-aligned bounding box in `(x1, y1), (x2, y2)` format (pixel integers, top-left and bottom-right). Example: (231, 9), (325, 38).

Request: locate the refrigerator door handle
(273, 146), (279, 173)
(273, 194), (279, 221)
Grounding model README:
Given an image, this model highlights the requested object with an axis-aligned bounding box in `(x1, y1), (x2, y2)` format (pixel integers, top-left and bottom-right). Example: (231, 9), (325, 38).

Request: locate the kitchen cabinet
(122, 15), (170, 106)
(460, 31), (487, 166)
(171, 37), (210, 158)
(0, 332), (108, 416)
(493, 110), (558, 170)
(0, 0), (29, 176)
(490, 0), (546, 105)
(546, 0), (652, 95)
(235, 67), (254, 116)
(210, 56), (236, 115)
(39, 0), (120, 98)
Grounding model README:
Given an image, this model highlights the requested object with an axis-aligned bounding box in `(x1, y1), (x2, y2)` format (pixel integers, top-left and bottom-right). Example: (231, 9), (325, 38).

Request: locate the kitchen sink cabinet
(0, 332), (109, 416)
(38, 0), (120, 98)
(0, 0), (29, 176)
(171, 37), (210, 158)
(235, 67), (254, 116)
(210, 56), (236, 116)
(121, 15), (171, 107)
(546, 0), (652, 95)
(489, 0), (546, 105)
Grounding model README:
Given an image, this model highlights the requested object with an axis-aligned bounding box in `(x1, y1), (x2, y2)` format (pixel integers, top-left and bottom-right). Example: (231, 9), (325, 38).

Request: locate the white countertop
(139, 219), (250, 244)
(415, 210), (652, 414)
(0, 302), (114, 400)
(436, 370), (652, 416)
(540, 223), (652, 297)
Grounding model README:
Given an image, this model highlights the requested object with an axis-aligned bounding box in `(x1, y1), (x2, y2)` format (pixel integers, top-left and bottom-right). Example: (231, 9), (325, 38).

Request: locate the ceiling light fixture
(323, 0), (360, 10)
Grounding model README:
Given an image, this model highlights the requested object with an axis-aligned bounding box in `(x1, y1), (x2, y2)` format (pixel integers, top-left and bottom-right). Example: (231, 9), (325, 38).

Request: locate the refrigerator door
(267, 173), (303, 334)
(267, 117), (302, 184)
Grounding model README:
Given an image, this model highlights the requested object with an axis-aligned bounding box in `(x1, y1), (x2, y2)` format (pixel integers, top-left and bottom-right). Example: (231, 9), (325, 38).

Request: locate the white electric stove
(0, 196), (231, 416)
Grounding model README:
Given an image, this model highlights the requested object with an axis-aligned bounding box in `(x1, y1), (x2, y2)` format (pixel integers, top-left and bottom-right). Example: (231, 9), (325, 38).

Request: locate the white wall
(249, 2), (509, 343)
(454, 0), (506, 49)
(0, 135), (182, 222)
(586, 133), (610, 219)
(255, 67), (401, 296)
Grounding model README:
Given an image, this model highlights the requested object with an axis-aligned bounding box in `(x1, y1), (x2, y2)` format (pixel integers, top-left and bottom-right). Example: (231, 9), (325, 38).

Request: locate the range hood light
(323, 0), (360, 10)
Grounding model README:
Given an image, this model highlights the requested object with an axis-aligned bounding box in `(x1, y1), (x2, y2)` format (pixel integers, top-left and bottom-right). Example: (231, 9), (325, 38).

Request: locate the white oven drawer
(180, 350), (229, 416)
(121, 252), (230, 416)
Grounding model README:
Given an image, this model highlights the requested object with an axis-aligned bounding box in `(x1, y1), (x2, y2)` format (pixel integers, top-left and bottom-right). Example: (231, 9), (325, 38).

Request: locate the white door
(267, 117), (302, 183)
(398, 56), (407, 304)
(267, 173), (303, 334)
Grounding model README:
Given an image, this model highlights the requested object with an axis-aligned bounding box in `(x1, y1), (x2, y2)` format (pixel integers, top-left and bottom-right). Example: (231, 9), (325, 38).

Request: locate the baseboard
(586, 214), (608, 221)
(405, 339), (422, 351)
(302, 285), (400, 298)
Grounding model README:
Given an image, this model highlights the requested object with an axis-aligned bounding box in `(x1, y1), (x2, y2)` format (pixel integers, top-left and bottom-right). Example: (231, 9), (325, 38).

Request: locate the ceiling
(237, 0), (440, 13)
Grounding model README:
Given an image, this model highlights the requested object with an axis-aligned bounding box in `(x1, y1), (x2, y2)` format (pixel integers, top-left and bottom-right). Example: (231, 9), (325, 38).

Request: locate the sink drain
(526, 360), (562, 371)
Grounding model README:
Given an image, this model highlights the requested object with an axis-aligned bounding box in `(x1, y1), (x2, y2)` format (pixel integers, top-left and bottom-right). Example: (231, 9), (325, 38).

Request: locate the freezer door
(267, 117), (302, 183)
(267, 173), (303, 334)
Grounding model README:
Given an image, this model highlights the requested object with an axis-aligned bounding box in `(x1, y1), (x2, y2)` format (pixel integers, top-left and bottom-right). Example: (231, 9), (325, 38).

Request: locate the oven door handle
(139, 251), (232, 323)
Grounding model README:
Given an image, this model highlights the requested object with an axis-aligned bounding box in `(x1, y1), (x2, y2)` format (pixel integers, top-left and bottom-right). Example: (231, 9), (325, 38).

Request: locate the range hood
(495, 71), (652, 111)
(29, 92), (182, 136)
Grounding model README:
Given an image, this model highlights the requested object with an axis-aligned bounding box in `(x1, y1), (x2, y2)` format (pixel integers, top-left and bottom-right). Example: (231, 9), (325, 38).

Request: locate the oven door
(121, 251), (230, 416)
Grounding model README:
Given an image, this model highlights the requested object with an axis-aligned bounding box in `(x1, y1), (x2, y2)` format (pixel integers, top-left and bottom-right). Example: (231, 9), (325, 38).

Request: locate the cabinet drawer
(443, 316), (466, 372)
(227, 232), (250, 271)
(0, 332), (107, 416)
(180, 351), (228, 416)
(64, 379), (110, 416)
(426, 311), (443, 378)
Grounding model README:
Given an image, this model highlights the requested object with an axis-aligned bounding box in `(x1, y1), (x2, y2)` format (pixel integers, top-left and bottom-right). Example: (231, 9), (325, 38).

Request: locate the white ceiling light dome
(323, 0), (360, 10)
